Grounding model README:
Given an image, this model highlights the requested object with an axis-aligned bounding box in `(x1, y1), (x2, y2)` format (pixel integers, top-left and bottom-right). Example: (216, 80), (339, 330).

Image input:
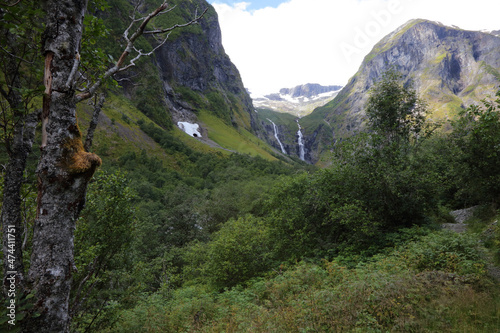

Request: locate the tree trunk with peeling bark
(25, 1), (101, 331)
(7, 1), (207, 330)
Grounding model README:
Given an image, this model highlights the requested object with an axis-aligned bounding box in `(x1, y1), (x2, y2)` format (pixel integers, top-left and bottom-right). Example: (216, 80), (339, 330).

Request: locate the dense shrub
(399, 231), (486, 278)
(183, 215), (274, 289)
(451, 89), (500, 205)
(262, 130), (441, 262)
(109, 230), (499, 333)
(71, 171), (136, 332)
(264, 172), (382, 261)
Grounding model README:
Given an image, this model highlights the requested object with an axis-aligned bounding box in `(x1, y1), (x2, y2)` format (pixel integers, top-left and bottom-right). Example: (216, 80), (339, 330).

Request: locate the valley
(1, 1), (500, 332)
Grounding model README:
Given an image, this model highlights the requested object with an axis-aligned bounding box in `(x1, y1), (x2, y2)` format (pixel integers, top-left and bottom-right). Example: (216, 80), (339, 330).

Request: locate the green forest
(69, 73), (500, 333)
(1, 1), (500, 332)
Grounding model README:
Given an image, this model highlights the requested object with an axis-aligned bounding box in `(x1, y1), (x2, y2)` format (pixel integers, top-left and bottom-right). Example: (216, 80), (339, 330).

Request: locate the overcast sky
(209, 0), (500, 96)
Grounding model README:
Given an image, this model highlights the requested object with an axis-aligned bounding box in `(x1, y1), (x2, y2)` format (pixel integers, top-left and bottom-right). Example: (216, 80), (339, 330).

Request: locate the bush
(400, 231), (486, 278)
(263, 136), (440, 262)
(183, 215), (274, 289)
(265, 170), (383, 260)
(451, 89), (500, 205)
(71, 171), (136, 331)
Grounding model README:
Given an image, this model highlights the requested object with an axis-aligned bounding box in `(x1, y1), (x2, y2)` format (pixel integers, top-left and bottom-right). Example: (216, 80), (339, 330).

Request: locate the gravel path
(487, 264), (500, 282)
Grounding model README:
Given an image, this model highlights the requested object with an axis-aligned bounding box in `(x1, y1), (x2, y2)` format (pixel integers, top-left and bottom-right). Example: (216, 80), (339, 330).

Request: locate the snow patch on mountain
(253, 83), (343, 117)
(178, 122), (202, 137)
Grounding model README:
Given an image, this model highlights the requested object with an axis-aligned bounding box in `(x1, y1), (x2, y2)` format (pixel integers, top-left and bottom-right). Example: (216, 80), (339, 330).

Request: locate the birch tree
(0, 1), (206, 331)
(1, 0), (43, 295)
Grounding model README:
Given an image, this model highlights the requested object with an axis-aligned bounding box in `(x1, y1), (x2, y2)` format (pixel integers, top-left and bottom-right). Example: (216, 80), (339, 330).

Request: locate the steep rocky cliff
(302, 19), (500, 163)
(101, 0), (259, 155)
(153, 0), (255, 138)
(252, 108), (303, 162)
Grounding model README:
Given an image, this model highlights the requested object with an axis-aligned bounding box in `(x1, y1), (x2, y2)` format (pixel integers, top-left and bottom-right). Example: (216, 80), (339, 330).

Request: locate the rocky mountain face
(301, 19), (500, 164)
(117, 0), (256, 143)
(251, 109), (304, 162)
(278, 84), (343, 99)
(249, 84), (341, 163)
(253, 83), (342, 117)
(96, 0), (283, 161)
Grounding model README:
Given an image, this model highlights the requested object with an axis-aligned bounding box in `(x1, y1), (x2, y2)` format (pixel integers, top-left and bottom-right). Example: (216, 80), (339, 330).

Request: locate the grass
(198, 110), (277, 161)
(254, 108), (297, 129)
(76, 92), (282, 170)
(481, 62), (500, 82)
(77, 94), (175, 165)
(171, 125), (226, 155)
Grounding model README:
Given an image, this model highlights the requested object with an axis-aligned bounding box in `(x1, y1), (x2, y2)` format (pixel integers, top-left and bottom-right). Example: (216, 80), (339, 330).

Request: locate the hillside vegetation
(1, 1), (500, 332)
(71, 74), (500, 332)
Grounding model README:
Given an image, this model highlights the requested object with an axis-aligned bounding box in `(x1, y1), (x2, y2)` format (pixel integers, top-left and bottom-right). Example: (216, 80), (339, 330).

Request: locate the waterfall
(297, 120), (305, 161)
(267, 119), (287, 154)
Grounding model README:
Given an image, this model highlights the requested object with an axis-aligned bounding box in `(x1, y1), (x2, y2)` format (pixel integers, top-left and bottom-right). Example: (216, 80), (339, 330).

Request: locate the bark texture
(1, 6), (39, 293)
(25, 1), (102, 332)
(1, 111), (38, 293)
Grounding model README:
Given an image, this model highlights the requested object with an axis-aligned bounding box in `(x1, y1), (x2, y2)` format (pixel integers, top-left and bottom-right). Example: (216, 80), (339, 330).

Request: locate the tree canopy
(366, 69), (428, 144)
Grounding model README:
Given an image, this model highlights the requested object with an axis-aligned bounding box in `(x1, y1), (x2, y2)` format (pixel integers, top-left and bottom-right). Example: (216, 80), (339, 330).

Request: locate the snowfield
(178, 122), (202, 137)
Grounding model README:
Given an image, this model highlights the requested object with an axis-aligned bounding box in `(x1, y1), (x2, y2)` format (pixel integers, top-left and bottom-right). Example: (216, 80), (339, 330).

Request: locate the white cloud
(212, 0), (500, 96)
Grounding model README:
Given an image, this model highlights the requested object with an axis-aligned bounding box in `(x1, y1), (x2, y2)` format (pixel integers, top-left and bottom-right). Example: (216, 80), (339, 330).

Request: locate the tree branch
(65, 52), (80, 90)
(75, 2), (208, 103)
(144, 7), (208, 35)
(1, 0), (22, 7)
(84, 94), (105, 151)
(0, 45), (34, 64)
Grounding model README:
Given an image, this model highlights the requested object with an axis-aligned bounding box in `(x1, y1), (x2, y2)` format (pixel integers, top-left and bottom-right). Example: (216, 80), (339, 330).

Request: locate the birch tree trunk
(17, 1), (206, 330)
(1, 111), (38, 293)
(25, 1), (102, 331)
(1, 35), (29, 295)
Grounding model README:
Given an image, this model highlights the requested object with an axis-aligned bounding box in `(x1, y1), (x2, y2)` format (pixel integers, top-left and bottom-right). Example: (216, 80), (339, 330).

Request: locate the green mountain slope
(89, 0), (277, 163)
(303, 19), (500, 164)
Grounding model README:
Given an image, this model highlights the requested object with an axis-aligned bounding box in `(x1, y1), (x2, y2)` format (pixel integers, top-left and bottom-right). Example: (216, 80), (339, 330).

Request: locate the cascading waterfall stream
(297, 120), (305, 161)
(267, 119), (287, 154)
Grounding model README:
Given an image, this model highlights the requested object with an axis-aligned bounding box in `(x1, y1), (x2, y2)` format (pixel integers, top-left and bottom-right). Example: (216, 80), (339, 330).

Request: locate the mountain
(92, 0), (282, 161)
(300, 19), (500, 164)
(154, 0), (255, 135)
(249, 84), (341, 162)
(279, 84), (343, 99)
(253, 83), (342, 117)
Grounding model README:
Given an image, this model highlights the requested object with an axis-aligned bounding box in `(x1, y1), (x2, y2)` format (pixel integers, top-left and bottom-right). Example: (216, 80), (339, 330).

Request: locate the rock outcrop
(303, 19), (500, 164)
(153, 0), (255, 136)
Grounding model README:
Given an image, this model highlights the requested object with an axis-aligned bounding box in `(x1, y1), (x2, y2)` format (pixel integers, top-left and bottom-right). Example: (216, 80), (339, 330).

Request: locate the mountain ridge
(253, 83), (343, 118)
(301, 19), (500, 164)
